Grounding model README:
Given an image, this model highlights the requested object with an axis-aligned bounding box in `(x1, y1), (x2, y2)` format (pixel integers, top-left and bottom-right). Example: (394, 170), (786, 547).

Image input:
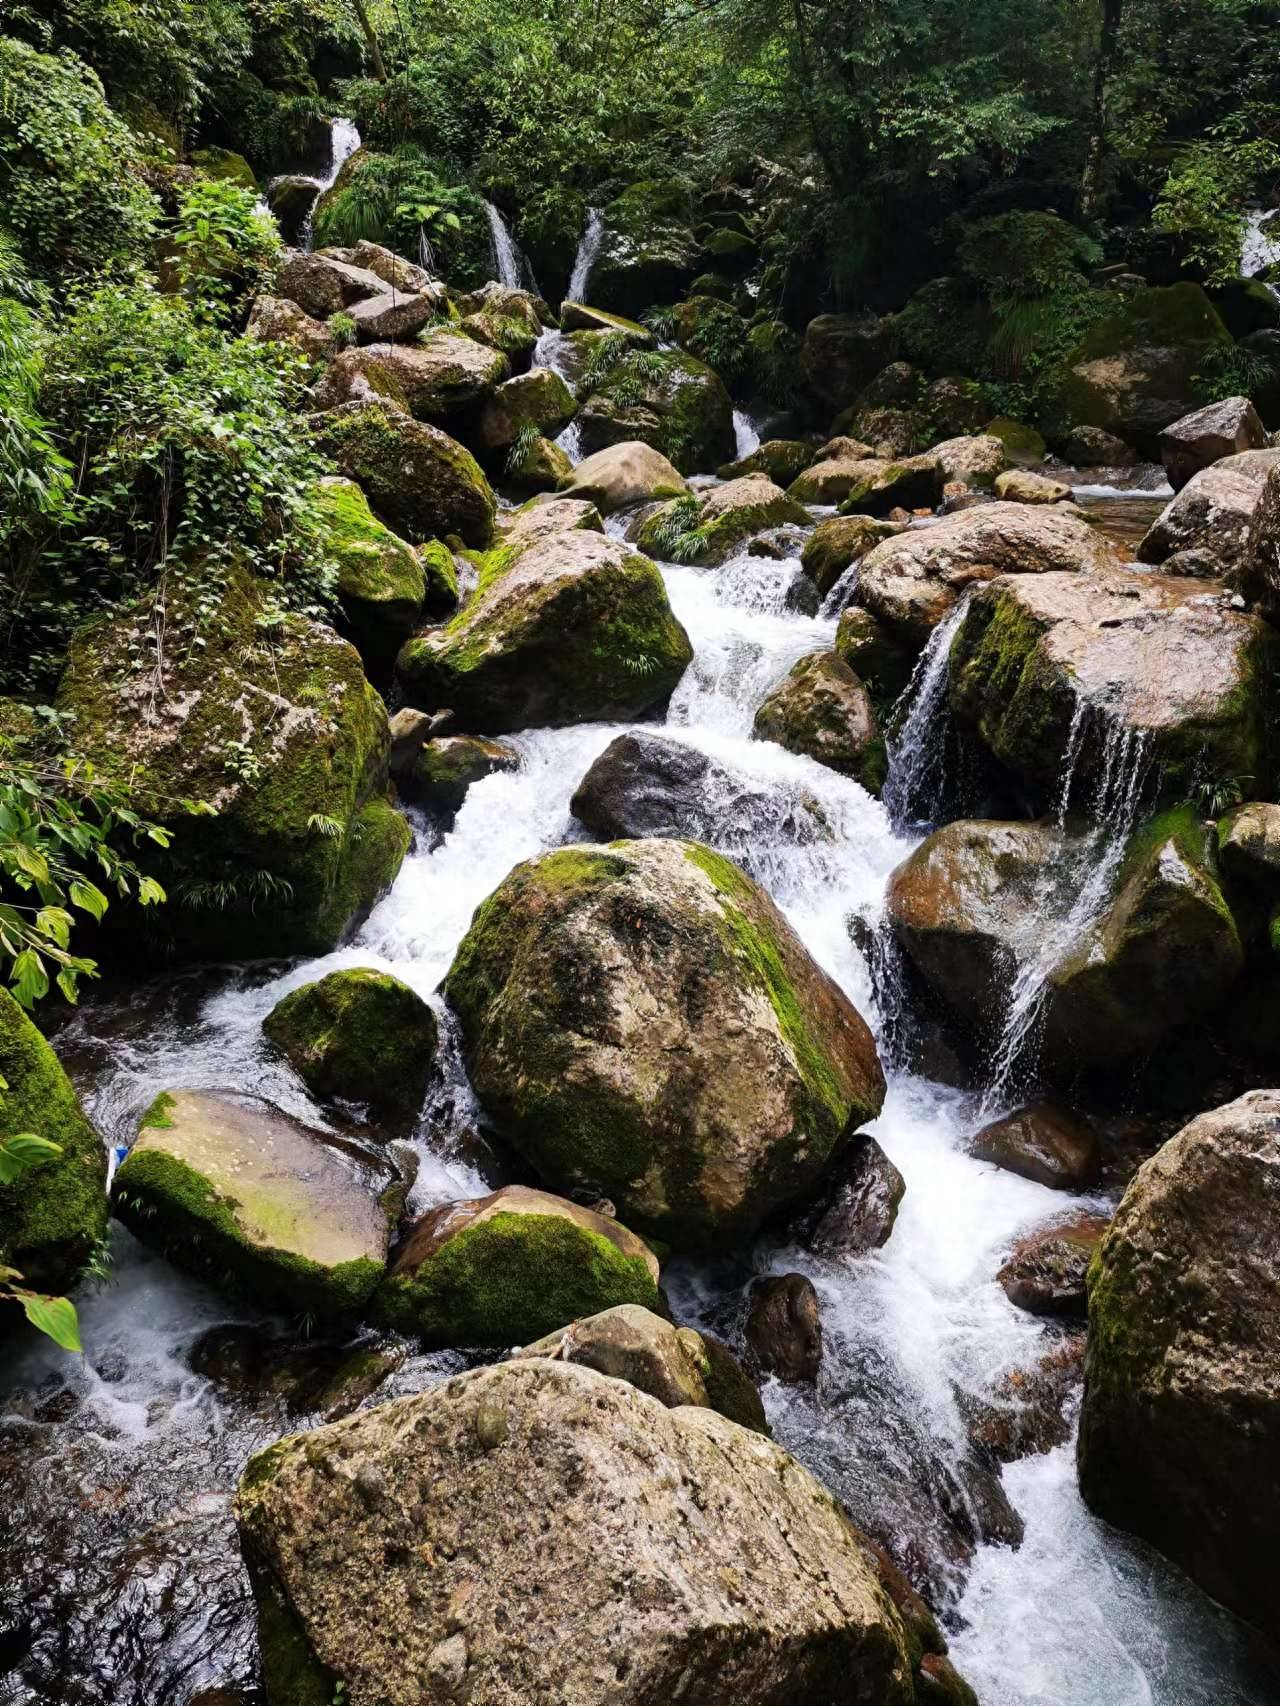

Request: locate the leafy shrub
(312, 145), (482, 276)
(2, 280), (335, 696)
(958, 211), (1100, 303)
(0, 235), (70, 555)
(170, 176), (280, 321)
(0, 37), (159, 277)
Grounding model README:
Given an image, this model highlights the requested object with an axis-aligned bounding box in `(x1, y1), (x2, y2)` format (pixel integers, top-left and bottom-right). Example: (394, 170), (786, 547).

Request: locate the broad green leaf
(21, 1293), (82, 1353)
(69, 880), (109, 921)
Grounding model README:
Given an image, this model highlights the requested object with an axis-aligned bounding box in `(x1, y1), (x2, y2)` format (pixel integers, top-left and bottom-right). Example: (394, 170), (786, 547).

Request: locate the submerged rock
(1079, 1090), (1280, 1638)
(752, 651), (885, 790)
(395, 529), (692, 732)
(445, 840), (886, 1247)
(236, 1359), (917, 1705)
(1158, 395), (1266, 492)
(316, 401), (496, 547)
(969, 1102), (1101, 1189)
(373, 1184), (660, 1347)
(190, 1322), (402, 1420)
(262, 968), (439, 1123)
(113, 1090), (397, 1317)
(948, 569), (1280, 798)
(569, 731), (831, 851)
(858, 502), (1121, 647)
(745, 1272), (823, 1383)
(58, 569), (408, 959)
(997, 1214), (1108, 1316)
(405, 734), (521, 814)
(0, 989), (108, 1296)
(559, 439), (688, 513)
(964, 1334), (1085, 1464)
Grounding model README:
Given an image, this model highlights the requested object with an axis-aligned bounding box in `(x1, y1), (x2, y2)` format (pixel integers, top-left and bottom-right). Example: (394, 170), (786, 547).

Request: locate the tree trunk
(350, 0), (388, 80)
(1079, 0), (1124, 221)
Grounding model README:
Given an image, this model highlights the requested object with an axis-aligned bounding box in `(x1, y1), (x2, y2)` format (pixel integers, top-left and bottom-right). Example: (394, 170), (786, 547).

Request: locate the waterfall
(566, 207), (605, 303)
(483, 201), (525, 290)
(1242, 207), (1280, 301)
(286, 117), (361, 252)
(732, 408), (761, 460)
(881, 601), (968, 833)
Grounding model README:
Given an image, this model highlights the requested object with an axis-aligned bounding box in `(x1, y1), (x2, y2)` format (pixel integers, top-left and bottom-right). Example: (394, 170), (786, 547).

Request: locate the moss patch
(373, 1211), (659, 1346)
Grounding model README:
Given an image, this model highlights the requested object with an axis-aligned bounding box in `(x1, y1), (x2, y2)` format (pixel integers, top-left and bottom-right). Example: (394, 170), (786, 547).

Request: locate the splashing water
(1242, 207), (1280, 303)
(263, 116), (361, 251)
(566, 207), (605, 304)
(881, 600), (969, 832)
(732, 407), (761, 459)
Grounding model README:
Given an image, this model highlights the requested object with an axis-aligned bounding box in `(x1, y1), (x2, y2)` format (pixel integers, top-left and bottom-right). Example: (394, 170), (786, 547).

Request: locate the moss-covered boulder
(835, 608), (915, 707)
(753, 651), (885, 790)
(419, 538), (461, 616)
(372, 1183), (659, 1345)
(395, 530), (692, 733)
(1078, 1090), (1280, 1637)
(405, 735), (521, 813)
(262, 968), (439, 1122)
(559, 302), (655, 340)
(277, 248), (393, 320)
(588, 180), (700, 318)
(113, 1090), (398, 1317)
(312, 334), (509, 424)
(57, 571), (409, 960)
(983, 418), (1046, 467)
(801, 516), (904, 600)
(576, 346), (734, 474)
(1239, 461), (1280, 619)
(497, 495), (604, 547)
(630, 476), (807, 566)
(948, 569), (1280, 798)
(236, 1359), (916, 1706)
(505, 431), (573, 493)
(316, 401), (496, 547)
(857, 502), (1121, 647)
(445, 839), (886, 1247)
(316, 476), (425, 681)
(455, 283), (545, 368)
(994, 469), (1073, 505)
(247, 295), (336, 363)
(191, 146), (258, 191)
(0, 989), (107, 1296)
(717, 439), (817, 485)
(475, 368), (576, 455)
(560, 440), (688, 513)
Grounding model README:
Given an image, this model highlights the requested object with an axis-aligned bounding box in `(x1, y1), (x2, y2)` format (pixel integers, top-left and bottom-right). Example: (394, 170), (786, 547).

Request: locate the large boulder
(395, 530), (692, 732)
(1238, 462), (1280, 618)
(445, 840), (886, 1246)
(404, 734), (521, 815)
(788, 1134), (906, 1256)
(932, 435), (1007, 490)
(858, 502), (1122, 647)
(588, 180), (701, 318)
(969, 1102), (1100, 1189)
(745, 1273), (823, 1383)
(560, 440), (688, 514)
(311, 335), (509, 424)
(718, 440), (818, 486)
(801, 516), (904, 600)
(513, 1304), (713, 1408)
(316, 402), (496, 547)
(790, 454), (941, 512)
(576, 346), (734, 474)
(1078, 1091), (1280, 1637)
(247, 295), (336, 363)
(948, 569), (1280, 797)
(752, 651), (885, 789)
(348, 290), (441, 345)
(236, 1359), (917, 1705)
(570, 731), (832, 857)
(346, 240), (434, 295)
(993, 469), (1073, 505)
(454, 282), (543, 367)
(58, 571), (409, 959)
(474, 368), (576, 454)
(630, 475), (808, 566)
(262, 967), (438, 1123)
(0, 989), (108, 1296)
(1158, 396), (1266, 492)
(113, 1090), (397, 1317)
(276, 249), (392, 319)
(800, 313), (896, 411)
(315, 476), (424, 681)
(373, 1184), (660, 1346)
(1136, 448), (1280, 577)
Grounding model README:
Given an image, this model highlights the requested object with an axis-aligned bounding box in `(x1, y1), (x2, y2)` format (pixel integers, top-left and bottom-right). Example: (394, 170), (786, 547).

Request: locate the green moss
(682, 845), (849, 1124)
(113, 1147), (383, 1318)
(418, 539), (460, 615)
(190, 147), (258, 192)
(263, 968), (437, 1119)
(372, 1210), (660, 1346)
(699, 1332), (770, 1435)
(140, 1090), (177, 1131)
(248, 1569), (338, 1706)
(1078, 284), (1232, 361)
(0, 989), (108, 1294)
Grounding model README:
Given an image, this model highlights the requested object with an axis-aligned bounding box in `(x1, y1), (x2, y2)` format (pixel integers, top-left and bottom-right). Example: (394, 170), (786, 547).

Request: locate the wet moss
(372, 1210), (660, 1346)
(112, 1147), (384, 1318)
(263, 968), (438, 1120)
(0, 989), (108, 1294)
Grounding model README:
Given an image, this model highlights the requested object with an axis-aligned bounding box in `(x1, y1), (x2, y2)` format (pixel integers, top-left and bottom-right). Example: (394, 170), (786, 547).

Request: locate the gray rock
(1158, 396), (1267, 492)
(1137, 449), (1280, 574)
(745, 1273), (823, 1383)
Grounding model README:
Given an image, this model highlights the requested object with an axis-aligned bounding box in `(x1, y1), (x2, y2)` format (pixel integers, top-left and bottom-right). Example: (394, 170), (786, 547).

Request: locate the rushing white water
(881, 599), (968, 831)
(566, 206), (605, 304)
(5, 498), (1274, 1702)
(732, 407), (761, 459)
(483, 199), (524, 290)
(1242, 207), (1280, 300)
(263, 116), (361, 252)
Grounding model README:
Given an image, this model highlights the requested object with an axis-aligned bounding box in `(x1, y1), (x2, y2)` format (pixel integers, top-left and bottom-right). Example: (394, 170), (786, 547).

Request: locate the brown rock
(745, 1273), (823, 1383)
(997, 1213), (1109, 1314)
(970, 1102), (1101, 1189)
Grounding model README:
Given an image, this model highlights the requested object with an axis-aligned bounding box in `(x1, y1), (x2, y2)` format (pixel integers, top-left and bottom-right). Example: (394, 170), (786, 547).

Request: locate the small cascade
(732, 408), (761, 460)
(483, 200), (524, 290)
(266, 116), (361, 252)
(981, 711), (1154, 1108)
(566, 207), (605, 304)
(1242, 207), (1280, 301)
(881, 601), (968, 832)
